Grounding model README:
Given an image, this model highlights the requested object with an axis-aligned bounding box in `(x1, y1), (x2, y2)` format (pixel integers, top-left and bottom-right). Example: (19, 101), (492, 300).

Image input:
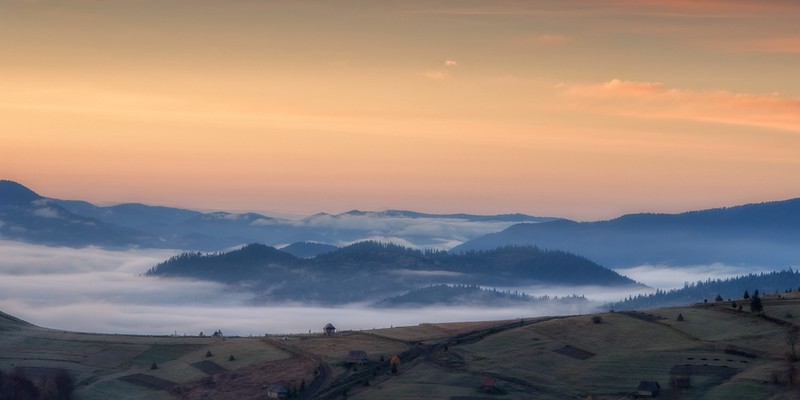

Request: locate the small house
(346, 350), (368, 365)
(637, 381), (660, 397)
(324, 323), (336, 336)
(266, 384), (288, 400)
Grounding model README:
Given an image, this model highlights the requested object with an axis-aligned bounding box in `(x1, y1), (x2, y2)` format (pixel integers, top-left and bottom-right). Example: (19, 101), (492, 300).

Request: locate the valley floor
(3, 296), (800, 399)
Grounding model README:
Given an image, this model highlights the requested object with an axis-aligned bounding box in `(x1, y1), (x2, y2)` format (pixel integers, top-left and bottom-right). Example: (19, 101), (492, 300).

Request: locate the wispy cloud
(32, 207), (62, 218)
(423, 70), (449, 80)
(559, 79), (800, 133)
(423, 60), (459, 80)
(411, 0), (800, 18)
(740, 37), (800, 54)
(524, 34), (571, 46)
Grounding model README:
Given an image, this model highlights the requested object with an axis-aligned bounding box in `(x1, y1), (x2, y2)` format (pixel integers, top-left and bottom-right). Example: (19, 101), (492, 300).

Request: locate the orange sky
(2, 0), (799, 220)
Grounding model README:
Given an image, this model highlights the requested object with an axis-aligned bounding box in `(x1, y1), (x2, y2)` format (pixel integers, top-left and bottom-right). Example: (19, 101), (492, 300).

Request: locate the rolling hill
(4, 295), (800, 399)
(146, 241), (640, 304)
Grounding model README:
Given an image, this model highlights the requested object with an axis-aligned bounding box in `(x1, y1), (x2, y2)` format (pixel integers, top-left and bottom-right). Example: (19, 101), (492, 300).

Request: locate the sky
(2, 0), (800, 221)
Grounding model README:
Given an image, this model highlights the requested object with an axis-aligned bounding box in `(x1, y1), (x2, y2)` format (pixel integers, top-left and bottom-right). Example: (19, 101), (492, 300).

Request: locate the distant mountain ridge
(5, 180), (799, 269)
(0, 180), (554, 250)
(54, 199), (202, 228)
(454, 198), (800, 268)
(316, 209), (558, 223)
(146, 241), (640, 304)
(0, 180), (158, 248)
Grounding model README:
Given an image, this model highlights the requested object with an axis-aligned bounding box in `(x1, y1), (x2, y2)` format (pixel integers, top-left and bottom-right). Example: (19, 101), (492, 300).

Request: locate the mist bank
(0, 240), (781, 336)
(610, 269), (800, 311)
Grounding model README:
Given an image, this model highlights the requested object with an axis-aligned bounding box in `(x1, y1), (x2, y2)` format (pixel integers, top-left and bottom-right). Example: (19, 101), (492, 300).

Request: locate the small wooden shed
(323, 322), (336, 336)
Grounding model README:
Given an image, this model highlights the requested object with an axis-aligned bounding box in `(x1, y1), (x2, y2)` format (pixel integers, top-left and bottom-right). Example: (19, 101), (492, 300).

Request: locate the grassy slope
(4, 297), (800, 399)
(0, 316), (296, 400)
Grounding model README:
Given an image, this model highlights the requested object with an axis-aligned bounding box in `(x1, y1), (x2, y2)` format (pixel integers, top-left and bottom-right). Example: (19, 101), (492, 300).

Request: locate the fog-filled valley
(0, 240), (596, 335)
(0, 239), (777, 336)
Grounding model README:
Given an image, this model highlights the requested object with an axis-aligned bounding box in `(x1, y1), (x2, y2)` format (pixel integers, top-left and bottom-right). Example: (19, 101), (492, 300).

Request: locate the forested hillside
(610, 270), (800, 310)
(147, 241), (639, 304)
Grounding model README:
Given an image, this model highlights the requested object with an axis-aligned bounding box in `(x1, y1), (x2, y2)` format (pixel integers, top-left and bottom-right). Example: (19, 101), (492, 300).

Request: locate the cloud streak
(411, 0), (800, 18)
(740, 37), (800, 54)
(559, 78), (800, 133)
(523, 34), (571, 46)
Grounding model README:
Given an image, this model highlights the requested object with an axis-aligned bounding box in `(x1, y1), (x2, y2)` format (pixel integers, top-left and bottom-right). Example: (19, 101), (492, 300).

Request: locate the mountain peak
(0, 180), (43, 205)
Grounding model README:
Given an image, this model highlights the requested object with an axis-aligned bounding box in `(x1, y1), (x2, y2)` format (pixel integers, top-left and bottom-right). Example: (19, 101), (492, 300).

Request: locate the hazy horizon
(6, 178), (800, 226)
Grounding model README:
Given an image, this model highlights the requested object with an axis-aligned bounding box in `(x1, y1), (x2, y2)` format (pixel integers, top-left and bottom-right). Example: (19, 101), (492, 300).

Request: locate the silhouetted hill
(610, 269), (800, 311)
(279, 242), (338, 258)
(54, 200), (201, 228)
(0, 181), (156, 248)
(0, 309), (35, 330)
(0, 180), (42, 205)
(147, 241), (639, 304)
(454, 199), (800, 267)
(149, 243), (299, 283)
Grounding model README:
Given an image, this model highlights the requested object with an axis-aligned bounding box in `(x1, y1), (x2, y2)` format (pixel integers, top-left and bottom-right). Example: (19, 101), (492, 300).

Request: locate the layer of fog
(0, 240), (772, 336)
(614, 264), (777, 290)
(288, 214), (532, 249)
